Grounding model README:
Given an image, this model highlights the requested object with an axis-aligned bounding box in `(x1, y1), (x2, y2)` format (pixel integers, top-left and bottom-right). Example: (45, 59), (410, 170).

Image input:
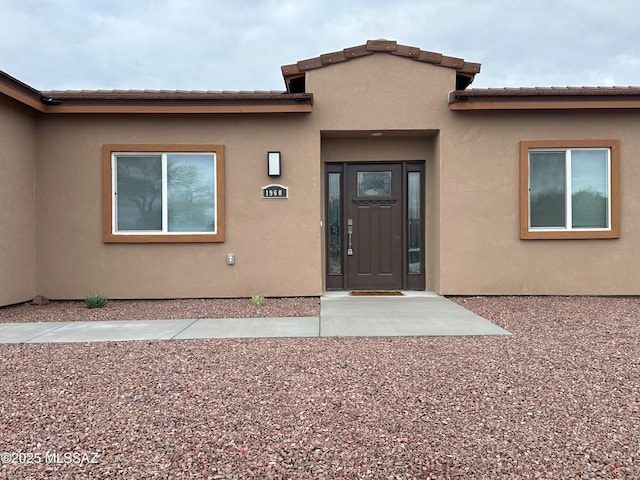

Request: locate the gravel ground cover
(0, 295), (639, 479)
(0, 297), (321, 323)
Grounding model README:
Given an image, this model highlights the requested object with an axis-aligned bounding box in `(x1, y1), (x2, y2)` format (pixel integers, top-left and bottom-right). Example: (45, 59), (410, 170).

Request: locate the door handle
(347, 219), (353, 255)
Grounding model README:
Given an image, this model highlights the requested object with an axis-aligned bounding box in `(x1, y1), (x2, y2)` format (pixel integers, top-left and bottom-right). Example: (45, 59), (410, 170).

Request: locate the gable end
(281, 39), (481, 93)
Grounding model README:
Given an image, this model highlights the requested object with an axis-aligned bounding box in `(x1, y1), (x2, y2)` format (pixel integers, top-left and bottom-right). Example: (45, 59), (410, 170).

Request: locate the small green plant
(84, 292), (108, 309)
(251, 295), (265, 307)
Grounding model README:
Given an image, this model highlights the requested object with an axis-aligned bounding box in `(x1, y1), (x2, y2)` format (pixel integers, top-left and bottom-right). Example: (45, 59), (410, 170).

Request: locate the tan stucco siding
(311, 55), (454, 292)
(321, 135), (434, 162)
(439, 110), (640, 295)
(0, 97), (37, 306)
(426, 135), (441, 293)
(307, 54), (456, 131)
(310, 54), (640, 295)
(5, 49), (639, 300)
(35, 114), (322, 299)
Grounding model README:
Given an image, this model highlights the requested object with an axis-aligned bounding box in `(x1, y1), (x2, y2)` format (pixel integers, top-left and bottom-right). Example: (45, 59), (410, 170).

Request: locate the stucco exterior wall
(308, 53), (640, 295)
(0, 97), (37, 305)
(425, 135), (441, 293)
(307, 54), (455, 131)
(310, 55), (454, 292)
(3, 48), (638, 302)
(439, 110), (640, 295)
(34, 113), (322, 299)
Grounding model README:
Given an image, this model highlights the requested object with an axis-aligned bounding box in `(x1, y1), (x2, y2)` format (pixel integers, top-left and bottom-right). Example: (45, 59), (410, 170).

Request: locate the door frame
(325, 161), (426, 290)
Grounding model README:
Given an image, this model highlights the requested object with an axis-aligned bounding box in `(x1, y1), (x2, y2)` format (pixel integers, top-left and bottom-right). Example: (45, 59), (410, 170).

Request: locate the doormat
(349, 290), (404, 296)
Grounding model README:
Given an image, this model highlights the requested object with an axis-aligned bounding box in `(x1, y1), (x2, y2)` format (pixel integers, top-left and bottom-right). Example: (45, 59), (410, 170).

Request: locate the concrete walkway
(0, 292), (509, 344)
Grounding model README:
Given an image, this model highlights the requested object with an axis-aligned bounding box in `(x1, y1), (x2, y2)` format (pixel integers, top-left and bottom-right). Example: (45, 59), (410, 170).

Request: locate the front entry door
(325, 161), (425, 291)
(346, 163), (403, 289)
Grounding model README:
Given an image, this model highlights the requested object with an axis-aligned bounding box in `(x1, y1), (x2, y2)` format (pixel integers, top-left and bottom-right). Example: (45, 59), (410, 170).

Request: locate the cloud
(1, 0), (639, 91)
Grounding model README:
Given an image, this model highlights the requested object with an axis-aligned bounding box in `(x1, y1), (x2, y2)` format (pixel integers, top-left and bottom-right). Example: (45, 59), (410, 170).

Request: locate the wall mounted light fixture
(267, 151), (281, 177)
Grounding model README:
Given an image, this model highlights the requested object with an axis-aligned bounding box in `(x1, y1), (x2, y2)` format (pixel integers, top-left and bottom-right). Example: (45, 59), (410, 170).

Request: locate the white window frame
(527, 147), (611, 232)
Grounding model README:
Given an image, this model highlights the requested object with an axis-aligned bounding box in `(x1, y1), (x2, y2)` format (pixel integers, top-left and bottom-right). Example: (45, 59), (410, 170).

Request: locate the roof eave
(0, 76), (314, 113)
(0, 71), (47, 112)
(449, 89), (640, 110)
(41, 101), (313, 114)
(450, 100), (640, 110)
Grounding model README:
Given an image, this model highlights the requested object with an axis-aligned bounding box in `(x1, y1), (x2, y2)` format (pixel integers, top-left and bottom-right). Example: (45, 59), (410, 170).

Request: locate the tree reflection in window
(116, 156), (162, 231)
(115, 153), (216, 233)
(167, 154), (215, 232)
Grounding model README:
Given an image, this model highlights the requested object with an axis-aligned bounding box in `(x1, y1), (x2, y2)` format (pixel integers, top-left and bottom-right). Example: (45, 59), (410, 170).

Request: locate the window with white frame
(520, 140), (619, 239)
(103, 145), (224, 243)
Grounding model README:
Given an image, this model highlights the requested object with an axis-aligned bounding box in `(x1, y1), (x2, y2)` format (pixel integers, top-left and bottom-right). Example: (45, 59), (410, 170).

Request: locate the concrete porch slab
(319, 292), (510, 337)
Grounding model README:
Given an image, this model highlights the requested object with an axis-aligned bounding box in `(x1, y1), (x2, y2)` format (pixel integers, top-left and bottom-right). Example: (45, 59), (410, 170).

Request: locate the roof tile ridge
(282, 39), (481, 78)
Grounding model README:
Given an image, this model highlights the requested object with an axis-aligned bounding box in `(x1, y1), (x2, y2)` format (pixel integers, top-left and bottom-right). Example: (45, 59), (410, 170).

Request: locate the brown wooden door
(346, 163), (403, 289)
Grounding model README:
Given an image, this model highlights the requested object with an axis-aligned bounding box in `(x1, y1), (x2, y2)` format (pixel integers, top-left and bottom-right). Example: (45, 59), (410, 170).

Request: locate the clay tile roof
(39, 89), (307, 102)
(281, 39), (481, 93)
(1, 68), (314, 113)
(455, 86), (640, 97)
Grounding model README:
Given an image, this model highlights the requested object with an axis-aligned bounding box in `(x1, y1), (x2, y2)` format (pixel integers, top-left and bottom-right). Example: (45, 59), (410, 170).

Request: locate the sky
(1, 0), (639, 92)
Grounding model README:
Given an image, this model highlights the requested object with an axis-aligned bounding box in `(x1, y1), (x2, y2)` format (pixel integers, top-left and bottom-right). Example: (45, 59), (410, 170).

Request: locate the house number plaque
(261, 184), (288, 199)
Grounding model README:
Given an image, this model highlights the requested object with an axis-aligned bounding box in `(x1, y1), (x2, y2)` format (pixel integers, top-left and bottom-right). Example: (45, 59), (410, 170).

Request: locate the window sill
(521, 229), (619, 240)
(103, 233), (224, 243)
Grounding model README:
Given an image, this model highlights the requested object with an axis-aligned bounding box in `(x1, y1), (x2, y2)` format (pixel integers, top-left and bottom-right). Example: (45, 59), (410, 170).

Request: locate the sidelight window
(328, 173), (342, 275)
(408, 171), (422, 274)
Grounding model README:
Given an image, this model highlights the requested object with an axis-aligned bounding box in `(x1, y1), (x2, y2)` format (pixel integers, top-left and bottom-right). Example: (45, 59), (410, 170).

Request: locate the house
(2, 39), (639, 307)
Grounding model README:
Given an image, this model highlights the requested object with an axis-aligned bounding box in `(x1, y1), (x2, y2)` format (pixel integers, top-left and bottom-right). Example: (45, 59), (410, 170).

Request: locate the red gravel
(0, 297), (321, 323)
(0, 295), (639, 479)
